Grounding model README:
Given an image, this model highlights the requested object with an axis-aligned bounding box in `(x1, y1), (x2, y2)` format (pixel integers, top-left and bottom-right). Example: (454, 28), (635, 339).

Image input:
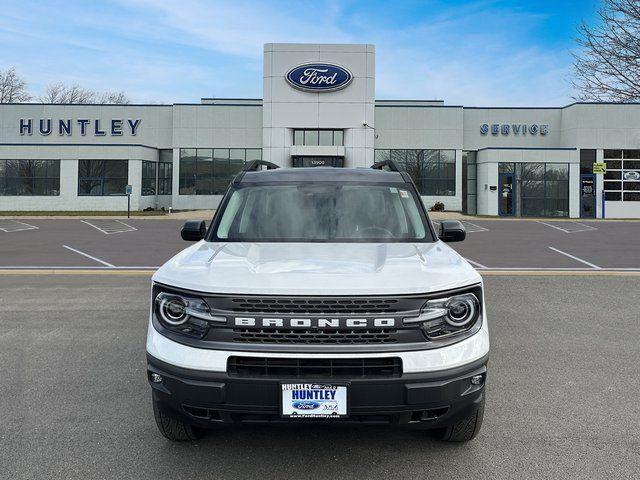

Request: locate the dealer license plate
(281, 383), (348, 418)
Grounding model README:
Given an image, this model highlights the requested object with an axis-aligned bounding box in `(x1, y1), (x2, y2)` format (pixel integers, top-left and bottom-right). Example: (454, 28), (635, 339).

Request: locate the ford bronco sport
(147, 159), (489, 442)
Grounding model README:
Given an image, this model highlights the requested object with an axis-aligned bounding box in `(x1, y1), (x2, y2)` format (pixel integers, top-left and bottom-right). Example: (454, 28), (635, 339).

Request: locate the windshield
(212, 182), (434, 242)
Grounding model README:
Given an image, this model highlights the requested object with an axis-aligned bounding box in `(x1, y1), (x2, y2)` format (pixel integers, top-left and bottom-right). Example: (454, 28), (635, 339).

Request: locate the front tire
(153, 402), (204, 441)
(433, 398), (484, 442)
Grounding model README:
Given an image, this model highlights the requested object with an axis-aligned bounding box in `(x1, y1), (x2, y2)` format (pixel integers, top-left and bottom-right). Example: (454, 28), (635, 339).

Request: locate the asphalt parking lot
(0, 217), (638, 271)
(1, 217), (639, 479)
(1, 274), (639, 480)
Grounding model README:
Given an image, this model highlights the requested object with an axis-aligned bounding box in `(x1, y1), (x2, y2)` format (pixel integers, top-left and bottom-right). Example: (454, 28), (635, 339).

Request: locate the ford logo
(293, 401), (320, 410)
(285, 63), (353, 92)
(623, 171), (640, 180)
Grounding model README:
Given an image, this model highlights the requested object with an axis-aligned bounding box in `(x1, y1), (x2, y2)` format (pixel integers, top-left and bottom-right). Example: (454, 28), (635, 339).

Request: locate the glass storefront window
(304, 130), (319, 146)
(141, 161), (157, 196)
(498, 162), (569, 217)
(179, 148), (261, 195)
(0, 159), (60, 196)
(78, 160), (128, 196)
(375, 149), (456, 196)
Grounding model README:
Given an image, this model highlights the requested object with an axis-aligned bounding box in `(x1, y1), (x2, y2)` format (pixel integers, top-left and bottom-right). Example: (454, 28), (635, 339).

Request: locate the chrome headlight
(404, 288), (482, 339)
(154, 290), (225, 338)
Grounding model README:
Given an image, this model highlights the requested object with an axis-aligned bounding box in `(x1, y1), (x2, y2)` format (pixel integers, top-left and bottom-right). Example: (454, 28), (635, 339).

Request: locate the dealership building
(1, 43), (640, 218)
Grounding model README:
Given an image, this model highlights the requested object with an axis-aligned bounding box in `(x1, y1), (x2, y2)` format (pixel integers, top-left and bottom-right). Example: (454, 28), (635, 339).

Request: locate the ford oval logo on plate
(623, 171), (640, 181)
(285, 63), (353, 92)
(292, 401), (320, 410)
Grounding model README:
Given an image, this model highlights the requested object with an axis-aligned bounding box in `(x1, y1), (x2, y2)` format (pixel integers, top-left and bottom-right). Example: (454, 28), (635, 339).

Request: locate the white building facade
(1, 43), (639, 218)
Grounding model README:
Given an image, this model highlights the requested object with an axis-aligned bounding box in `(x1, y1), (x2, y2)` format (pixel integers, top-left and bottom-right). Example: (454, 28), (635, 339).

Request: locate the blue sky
(0, 0), (599, 105)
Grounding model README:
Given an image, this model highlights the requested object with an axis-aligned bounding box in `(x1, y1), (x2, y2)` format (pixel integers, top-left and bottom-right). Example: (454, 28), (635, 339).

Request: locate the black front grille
(233, 328), (399, 344)
(227, 356), (402, 378)
(227, 297), (401, 314)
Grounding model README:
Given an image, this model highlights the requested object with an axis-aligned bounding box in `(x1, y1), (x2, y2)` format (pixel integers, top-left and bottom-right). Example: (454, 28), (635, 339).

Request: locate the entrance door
(498, 173), (515, 216)
(580, 174), (596, 218)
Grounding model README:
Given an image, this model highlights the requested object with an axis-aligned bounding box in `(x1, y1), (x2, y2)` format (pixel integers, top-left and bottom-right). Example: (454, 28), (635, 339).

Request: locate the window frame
(77, 159), (129, 197)
(141, 161), (157, 196)
(178, 148), (261, 195)
(377, 149), (456, 196)
(292, 129), (345, 146)
(0, 159), (61, 196)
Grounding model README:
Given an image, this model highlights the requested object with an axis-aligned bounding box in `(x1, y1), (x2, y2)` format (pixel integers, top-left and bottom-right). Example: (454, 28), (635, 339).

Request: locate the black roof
(239, 167), (408, 184)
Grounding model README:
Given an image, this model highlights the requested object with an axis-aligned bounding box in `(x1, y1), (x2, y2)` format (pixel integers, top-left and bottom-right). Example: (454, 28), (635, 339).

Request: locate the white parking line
(461, 221), (489, 232)
(548, 246), (601, 269)
(62, 245), (116, 267)
(537, 220), (597, 233)
(81, 219), (137, 234)
(464, 257), (488, 269)
(0, 220), (39, 233)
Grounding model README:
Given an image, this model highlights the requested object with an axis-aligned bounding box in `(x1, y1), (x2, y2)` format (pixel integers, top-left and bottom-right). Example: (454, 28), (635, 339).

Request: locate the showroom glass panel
(228, 149), (246, 185)
(141, 161), (157, 196)
(375, 150), (390, 164)
(179, 149), (197, 194)
(212, 149), (229, 195)
(318, 130), (333, 146)
(195, 149), (214, 195)
(514, 162), (569, 217)
(334, 130), (344, 146)
(0, 159), (60, 196)
(158, 162), (172, 195)
(304, 130), (319, 146)
(78, 160), (128, 196)
(178, 148), (260, 195)
(293, 130), (304, 145)
(246, 149), (262, 162)
(380, 149), (456, 196)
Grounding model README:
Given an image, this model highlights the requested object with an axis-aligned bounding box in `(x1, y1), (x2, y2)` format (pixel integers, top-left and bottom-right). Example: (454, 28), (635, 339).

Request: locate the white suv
(146, 160), (489, 442)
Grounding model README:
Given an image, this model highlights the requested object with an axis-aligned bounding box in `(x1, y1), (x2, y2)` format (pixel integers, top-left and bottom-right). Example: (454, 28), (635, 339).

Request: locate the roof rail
(243, 160), (280, 172)
(370, 159), (401, 172)
(233, 160), (280, 184)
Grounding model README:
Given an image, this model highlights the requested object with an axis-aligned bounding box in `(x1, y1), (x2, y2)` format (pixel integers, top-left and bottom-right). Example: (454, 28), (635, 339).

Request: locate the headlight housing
(403, 287), (482, 340)
(153, 288), (225, 338)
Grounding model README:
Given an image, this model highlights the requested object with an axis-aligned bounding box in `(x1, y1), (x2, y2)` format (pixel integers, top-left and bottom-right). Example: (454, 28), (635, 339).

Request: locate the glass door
(580, 174), (596, 218)
(498, 173), (515, 216)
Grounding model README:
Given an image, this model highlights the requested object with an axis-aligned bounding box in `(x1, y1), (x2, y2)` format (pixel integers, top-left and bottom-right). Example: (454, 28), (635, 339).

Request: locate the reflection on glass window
(498, 162), (569, 217)
(142, 161), (157, 196)
(179, 148), (261, 195)
(603, 150), (640, 202)
(0, 159), (60, 196)
(377, 149), (456, 196)
(293, 130), (344, 146)
(78, 160), (128, 196)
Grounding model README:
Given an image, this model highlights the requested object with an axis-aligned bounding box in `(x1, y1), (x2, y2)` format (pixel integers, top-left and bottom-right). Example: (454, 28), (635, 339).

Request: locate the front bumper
(147, 353), (488, 427)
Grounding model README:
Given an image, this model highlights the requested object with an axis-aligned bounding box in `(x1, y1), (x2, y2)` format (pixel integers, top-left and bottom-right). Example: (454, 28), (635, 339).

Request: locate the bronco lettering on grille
(234, 317), (396, 329)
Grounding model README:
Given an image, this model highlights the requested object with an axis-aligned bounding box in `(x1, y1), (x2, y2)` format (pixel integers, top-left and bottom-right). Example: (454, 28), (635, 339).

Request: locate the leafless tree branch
(573, 0), (640, 101)
(0, 67), (32, 103)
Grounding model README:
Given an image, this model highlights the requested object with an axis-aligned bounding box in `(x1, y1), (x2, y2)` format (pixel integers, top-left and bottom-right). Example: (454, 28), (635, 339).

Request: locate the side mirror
(438, 220), (466, 242)
(181, 220), (206, 241)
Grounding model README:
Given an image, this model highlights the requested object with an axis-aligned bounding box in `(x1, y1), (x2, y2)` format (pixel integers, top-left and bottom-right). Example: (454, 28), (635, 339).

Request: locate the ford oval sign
(285, 63), (353, 92)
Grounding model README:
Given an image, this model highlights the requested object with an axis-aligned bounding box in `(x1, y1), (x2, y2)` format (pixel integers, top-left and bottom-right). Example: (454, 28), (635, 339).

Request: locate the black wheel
(433, 398), (484, 442)
(153, 402), (204, 441)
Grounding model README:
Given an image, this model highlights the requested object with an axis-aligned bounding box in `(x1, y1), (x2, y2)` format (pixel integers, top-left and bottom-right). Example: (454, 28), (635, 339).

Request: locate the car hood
(152, 241), (481, 296)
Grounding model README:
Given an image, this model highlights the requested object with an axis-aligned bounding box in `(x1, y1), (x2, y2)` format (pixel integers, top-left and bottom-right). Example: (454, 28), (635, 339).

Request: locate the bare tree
(573, 0), (640, 101)
(96, 90), (130, 104)
(0, 67), (32, 103)
(40, 82), (131, 104)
